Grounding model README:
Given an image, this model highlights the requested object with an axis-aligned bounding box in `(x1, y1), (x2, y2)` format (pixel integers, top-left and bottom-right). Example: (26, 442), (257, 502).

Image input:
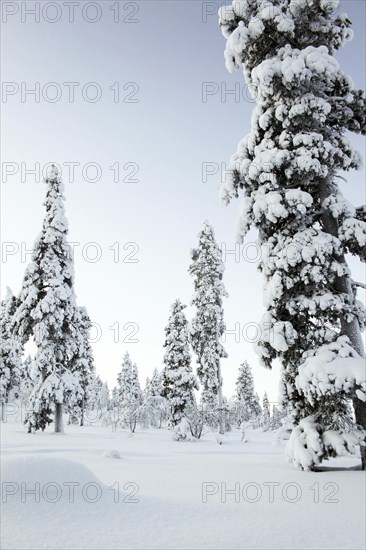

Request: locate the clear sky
(1, 0), (365, 404)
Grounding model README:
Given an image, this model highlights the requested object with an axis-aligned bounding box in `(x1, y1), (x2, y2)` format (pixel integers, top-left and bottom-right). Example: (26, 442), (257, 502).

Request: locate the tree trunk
(1, 402), (5, 422)
(54, 402), (64, 433)
(130, 417), (137, 433)
(353, 397), (366, 469)
(80, 396), (85, 427)
(320, 178), (366, 469)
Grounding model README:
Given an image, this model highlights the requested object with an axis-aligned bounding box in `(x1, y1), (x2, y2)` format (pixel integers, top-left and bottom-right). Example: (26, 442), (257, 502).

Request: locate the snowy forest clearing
(1, 422), (365, 550)
(2, 1), (366, 548)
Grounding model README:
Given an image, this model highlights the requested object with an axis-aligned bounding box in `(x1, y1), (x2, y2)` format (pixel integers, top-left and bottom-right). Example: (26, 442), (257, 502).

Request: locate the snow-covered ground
(1, 421), (365, 550)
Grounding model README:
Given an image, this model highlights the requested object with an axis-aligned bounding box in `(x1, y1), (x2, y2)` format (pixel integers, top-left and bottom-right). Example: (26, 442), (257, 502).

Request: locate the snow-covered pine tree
(99, 381), (110, 410)
(98, 382), (112, 427)
(162, 300), (199, 427)
(130, 362), (142, 432)
(144, 368), (167, 428)
(90, 375), (103, 407)
(189, 222), (228, 434)
(89, 377), (110, 426)
(254, 392), (262, 417)
(110, 386), (120, 430)
(0, 288), (22, 421)
(228, 397), (240, 428)
(262, 392), (271, 430)
(248, 392), (263, 429)
(69, 306), (96, 426)
(235, 360), (259, 422)
(140, 377), (151, 429)
(117, 352), (133, 426)
(150, 368), (162, 397)
(270, 404), (285, 430)
(20, 355), (34, 402)
(13, 165), (83, 433)
(219, 0), (366, 469)
(222, 396), (231, 431)
(117, 352), (141, 432)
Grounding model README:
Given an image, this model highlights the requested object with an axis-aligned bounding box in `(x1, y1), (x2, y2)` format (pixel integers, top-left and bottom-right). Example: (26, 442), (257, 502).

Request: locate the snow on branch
(296, 336), (366, 404)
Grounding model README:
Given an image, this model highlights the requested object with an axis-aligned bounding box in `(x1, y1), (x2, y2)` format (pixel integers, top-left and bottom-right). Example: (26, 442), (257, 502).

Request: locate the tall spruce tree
(219, 0), (366, 469)
(150, 368), (163, 398)
(99, 381), (110, 410)
(13, 165), (83, 433)
(117, 352), (141, 432)
(69, 306), (96, 426)
(189, 222), (228, 434)
(20, 355), (34, 401)
(130, 362), (142, 432)
(87, 376), (110, 425)
(262, 392), (271, 430)
(0, 288), (22, 421)
(161, 300), (199, 426)
(235, 360), (258, 422)
(144, 368), (167, 428)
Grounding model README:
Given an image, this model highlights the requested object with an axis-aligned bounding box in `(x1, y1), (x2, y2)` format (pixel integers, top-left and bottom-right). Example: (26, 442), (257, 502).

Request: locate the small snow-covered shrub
(287, 416), (365, 470)
(272, 418), (293, 446)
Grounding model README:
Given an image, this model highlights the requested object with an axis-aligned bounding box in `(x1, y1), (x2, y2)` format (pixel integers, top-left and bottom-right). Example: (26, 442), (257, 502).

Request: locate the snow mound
(1, 456), (133, 549)
(1, 455), (102, 488)
(102, 449), (122, 459)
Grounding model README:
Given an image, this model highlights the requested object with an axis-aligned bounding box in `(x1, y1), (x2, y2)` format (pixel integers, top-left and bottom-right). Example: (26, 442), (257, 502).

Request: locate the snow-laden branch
(353, 281), (366, 290)
(295, 336), (366, 404)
